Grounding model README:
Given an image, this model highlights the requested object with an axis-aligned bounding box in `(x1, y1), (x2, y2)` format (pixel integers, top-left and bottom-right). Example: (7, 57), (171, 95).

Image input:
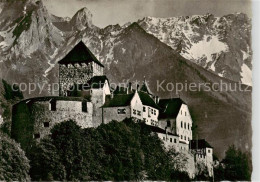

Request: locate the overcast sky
(43, 0), (252, 28)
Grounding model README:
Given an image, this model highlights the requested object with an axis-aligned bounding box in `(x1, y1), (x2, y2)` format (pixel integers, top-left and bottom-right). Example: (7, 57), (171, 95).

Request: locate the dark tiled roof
(58, 41), (104, 67)
(102, 93), (134, 107)
(189, 139), (213, 149)
(138, 91), (160, 109)
(158, 98), (185, 119)
(14, 96), (89, 107)
(103, 91), (159, 109)
(83, 76), (108, 89)
(147, 125), (177, 136)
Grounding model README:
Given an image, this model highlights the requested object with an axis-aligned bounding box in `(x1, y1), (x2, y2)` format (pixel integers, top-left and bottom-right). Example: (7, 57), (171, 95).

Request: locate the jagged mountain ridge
(0, 0), (252, 158)
(137, 14), (252, 85)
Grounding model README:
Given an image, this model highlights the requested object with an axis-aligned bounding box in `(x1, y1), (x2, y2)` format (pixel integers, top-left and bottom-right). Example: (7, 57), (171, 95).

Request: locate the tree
(222, 145), (251, 180)
(0, 132), (30, 181)
(29, 138), (66, 181)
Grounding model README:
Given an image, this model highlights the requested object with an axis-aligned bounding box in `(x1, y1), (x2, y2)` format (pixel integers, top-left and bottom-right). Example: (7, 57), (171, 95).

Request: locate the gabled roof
(102, 93), (135, 107)
(158, 98), (186, 119)
(189, 139), (213, 149)
(103, 90), (159, 109)
(138, 91), (160, 109)
(58, 41), (104, 67)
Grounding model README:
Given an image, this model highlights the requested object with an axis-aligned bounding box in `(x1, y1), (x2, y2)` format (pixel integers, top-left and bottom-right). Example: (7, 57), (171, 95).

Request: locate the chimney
(156, 96), (160, 104)
(128, 82), (132, 92)
(111, 91), (114, 99)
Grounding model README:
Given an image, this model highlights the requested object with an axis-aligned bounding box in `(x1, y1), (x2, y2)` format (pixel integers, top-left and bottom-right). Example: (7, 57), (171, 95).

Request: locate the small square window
(208, 149), (211, 153)
(34, 133), (40, 139)
(43, 122), (49, 127)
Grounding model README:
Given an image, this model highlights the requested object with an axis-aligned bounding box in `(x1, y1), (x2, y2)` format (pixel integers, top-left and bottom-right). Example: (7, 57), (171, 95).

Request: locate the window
(133, 109), (136, 115)
(170, 138), (172, 142)
(163, 137), (165, 141)
(34, 133), (40, 139)
(174, 138), (177, 143)
(151, 109), (154, 114)
(208, 149), (211, 153)
(43, 122), (49, 128)
(188, 123), (190, 130)
(143, 107), (146, 112)
(82, 101), (87, 112)
(184, 123), (186, 129)
(154, 110), (156, 115)
(184, 136), (186, 140)
(181, 110), (182, 115)
(49, 99), (56, 111)
(181, 121), (183, 128)
(185, 112), (186, 116)
(188, 137), (190, 141)
(167, 120), (171, 127)
(181, 135), (183, 139)
(137, 110), (141, 116)
(118, 108), (126, 114)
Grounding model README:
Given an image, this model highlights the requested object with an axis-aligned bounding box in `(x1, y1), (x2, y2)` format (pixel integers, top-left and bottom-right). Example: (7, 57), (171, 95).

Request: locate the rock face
(137, 14), (252, 85)
(0, 0), (252, 158)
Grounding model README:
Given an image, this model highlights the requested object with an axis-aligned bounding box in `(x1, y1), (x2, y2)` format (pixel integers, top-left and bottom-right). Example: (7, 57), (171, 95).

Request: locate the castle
(11, 41), (213, 178)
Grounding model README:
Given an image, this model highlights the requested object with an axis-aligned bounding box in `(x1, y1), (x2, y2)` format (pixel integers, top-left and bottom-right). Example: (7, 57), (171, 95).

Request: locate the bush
(0, 132), (30, 181)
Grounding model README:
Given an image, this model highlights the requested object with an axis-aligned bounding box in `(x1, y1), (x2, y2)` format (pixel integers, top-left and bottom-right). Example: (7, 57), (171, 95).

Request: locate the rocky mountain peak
(70, 7), (93, 31)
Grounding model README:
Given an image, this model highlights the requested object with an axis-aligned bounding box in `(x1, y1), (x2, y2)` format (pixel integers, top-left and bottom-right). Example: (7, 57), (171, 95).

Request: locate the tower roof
(140, 77), (152, 95)
(58, 41), (104, 67)
(158, 98), (186, 119)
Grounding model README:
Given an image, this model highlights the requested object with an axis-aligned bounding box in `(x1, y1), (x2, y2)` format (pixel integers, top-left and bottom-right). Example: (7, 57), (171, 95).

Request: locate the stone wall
(59, 63), (93, 96)
(103, 106), (131, 124)
(12, 97), (94, 150)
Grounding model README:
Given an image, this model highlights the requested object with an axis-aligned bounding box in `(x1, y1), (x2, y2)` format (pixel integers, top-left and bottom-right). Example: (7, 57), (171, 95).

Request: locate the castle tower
(58, 41), (104, 96)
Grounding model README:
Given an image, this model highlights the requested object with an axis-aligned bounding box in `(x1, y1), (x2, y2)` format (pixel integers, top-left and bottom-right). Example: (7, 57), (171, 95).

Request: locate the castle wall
(12, 98), (94, 150)
(157, 133), (179, 151)
(103, 106), (131, 124)
(143, 105), (159, 126)
(59, 63), (93, 96)
(92, 62), (104, 76)
(176, 104), (193, 144)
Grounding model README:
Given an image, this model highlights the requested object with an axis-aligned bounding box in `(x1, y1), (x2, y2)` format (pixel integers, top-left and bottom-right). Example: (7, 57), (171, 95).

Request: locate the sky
(43, 0), (252, 28)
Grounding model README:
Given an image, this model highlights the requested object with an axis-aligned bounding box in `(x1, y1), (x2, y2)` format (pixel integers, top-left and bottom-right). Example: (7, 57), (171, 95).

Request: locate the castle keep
(11, 41), (213, 178)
